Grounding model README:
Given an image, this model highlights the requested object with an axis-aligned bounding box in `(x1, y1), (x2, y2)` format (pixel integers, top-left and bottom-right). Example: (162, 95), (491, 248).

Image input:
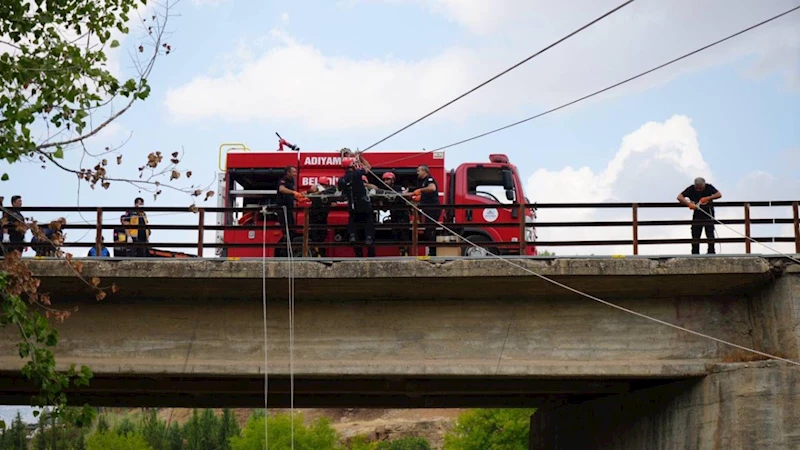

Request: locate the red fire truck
(217, 144), (537, 257)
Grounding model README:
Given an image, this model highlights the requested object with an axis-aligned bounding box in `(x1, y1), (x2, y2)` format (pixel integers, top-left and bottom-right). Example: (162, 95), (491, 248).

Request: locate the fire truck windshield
(466, 167), (518, 205)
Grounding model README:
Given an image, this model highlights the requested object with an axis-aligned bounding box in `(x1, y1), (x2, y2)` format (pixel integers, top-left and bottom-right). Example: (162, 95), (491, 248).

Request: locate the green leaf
(1, 173), (8, 181)
(53, 146), (64, 159)
(110, 39), (120, 48)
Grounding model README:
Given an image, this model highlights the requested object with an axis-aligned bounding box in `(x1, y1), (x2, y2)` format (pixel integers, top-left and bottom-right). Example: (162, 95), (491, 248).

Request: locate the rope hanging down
(359, 0), (635, 153)
(371, 3), (800, 168)
(261, 208), (269, 447)
(360, 164), (800, 367)
(281, 207), (297, 450)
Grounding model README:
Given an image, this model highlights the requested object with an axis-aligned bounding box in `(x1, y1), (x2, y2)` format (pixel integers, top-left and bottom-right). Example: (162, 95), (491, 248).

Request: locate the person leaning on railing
(677, 177), (722, 255)
(1, 195), (27, 255)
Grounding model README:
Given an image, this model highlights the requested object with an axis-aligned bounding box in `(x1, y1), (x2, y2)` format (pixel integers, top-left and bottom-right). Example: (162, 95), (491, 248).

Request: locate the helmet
(318, 176), (332, 186)
(382, 171), (396, 180)
(342, 157), (356, 168)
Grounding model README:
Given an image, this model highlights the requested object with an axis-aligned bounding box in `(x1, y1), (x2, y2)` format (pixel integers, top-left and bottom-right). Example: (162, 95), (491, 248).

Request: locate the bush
(377, 436), (431, 450)
(86, 431), (153, 450)
(231, 412), (339, 450)
(443, 409), (535, 450)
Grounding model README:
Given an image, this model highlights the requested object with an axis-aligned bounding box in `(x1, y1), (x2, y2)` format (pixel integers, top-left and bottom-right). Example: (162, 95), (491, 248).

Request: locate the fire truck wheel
(462, 235), (497, 257)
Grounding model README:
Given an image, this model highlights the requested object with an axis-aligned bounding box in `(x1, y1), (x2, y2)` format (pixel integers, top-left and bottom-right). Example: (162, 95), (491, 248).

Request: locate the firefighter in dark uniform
(338, 156), (375, 257)
(308, 176), (336, 257)
(381, 172), (411, 255)
(276, 166), (306, 252)
(677, 177), (722, 254)
(408, 164), (441, 256)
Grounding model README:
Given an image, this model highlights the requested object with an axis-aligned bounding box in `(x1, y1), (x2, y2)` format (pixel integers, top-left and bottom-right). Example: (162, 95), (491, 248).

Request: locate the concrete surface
(529, 361), (800, 450)
(0, 257), (796, 410)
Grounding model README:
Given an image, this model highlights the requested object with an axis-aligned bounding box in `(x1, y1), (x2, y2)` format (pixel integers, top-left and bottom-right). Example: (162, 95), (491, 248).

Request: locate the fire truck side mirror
(505, 189), (516, 202)
(501, 169), (514, 190)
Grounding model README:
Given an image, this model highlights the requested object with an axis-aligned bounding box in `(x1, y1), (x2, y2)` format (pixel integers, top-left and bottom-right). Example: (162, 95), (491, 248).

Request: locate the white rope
(261, 207), (269, 448)
(363, 165), (800, 367)
(695, 206), (800, 265)
(282, 206), (296, 450)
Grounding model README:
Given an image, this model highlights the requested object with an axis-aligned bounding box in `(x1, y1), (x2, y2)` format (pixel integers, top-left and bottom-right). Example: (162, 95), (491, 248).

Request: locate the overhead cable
(359, 0), (636, 153)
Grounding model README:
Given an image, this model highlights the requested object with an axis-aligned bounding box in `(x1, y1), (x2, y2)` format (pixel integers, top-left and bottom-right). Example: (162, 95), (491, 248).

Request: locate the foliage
(538, 250), (556, 256)
(30, 407), (91, 450)
(0, 412), (29, 449)
(140, 408), (169, 450)
(86, 431), (153, 450)
(116, 416), (137, 436)
(218, 408), (241, 450)
(376, 437), (431, 450)
(166, 422), (183, 450)
(0, 269), (95, 427)
(0, 0), (155, 171)
(442, 409), (535, 450)
(348, 435), (378, 450)
(230, 412), (340, 450)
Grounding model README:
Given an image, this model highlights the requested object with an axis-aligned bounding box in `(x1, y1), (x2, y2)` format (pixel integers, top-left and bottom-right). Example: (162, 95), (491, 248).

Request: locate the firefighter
(407, 164), (441, 256)
(308, 176), (336, 257)
(122, 197), (149, 257)
(276, 166), (306, 252)
(338, 156), (375, 257)
(1, 195), (26, 255)
(677, 177), (722, 254)
(381, 172), (411, 255)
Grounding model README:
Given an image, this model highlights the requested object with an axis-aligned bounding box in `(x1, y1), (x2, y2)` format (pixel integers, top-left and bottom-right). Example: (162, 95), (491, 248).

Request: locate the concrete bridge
(1, 256), (798, 449)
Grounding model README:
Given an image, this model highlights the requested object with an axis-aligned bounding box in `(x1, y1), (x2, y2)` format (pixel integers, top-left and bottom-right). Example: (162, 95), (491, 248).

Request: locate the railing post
(793, 201), (800, 254)
(197, 208), (205, 256)
(744, 203), (751, 254)
(518, 203), (527, 255)
(95, 208), (103, 257)
(412, 208), (419, 256)
(632, 203), (638, 256)
(302, 210), (309, 258)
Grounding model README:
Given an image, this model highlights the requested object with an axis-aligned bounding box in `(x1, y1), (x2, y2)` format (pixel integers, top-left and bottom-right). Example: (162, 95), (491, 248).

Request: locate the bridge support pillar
(529, 361), (800, 450)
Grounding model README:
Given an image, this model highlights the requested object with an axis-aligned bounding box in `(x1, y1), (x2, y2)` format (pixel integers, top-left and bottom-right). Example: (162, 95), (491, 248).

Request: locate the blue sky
(1, 0), (799, 255)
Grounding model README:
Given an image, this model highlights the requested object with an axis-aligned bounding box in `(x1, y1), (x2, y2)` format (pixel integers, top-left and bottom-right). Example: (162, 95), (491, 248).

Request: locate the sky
(1, 0), (799, 258)
(1, 0), (800, 422)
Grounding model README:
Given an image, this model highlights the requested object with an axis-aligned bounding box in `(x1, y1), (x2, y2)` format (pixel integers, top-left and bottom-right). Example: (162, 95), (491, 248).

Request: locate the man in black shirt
(677, 177), (722, 254)
(408, 165), (441, 256)
(276, 166), (305, 251)
(308, 176), (336, 257)
(381, 171), (411, 255)
(2, 195), (26, 255)
(338, 156), (375, 257)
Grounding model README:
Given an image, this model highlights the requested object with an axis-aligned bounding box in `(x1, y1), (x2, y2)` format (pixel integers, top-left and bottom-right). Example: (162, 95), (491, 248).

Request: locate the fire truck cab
(217, 144), (536, 257)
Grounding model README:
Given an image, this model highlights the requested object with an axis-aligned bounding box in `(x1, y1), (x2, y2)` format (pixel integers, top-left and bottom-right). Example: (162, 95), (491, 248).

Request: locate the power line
(359, 0), (636, 153)
(373, 3), (800, 168)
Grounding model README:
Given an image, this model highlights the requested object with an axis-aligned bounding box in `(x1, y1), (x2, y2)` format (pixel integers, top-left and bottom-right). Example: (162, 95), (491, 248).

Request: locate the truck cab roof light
(489, 154), (509, 164)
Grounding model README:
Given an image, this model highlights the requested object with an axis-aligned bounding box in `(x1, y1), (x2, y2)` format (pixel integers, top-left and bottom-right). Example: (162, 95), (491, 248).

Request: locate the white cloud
(166, 0), (800, 130)
(527, 115), (800, 256)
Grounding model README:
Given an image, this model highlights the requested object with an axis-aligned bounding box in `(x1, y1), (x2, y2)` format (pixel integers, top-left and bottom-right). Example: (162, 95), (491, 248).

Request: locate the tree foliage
(376, 437), (432, 450)
(0, 0), (155, 171)
(0, 412), (29, 449)
(86, 431), (153, 450)
(442, 409), (535, 450)
(230, 412), (340, 450)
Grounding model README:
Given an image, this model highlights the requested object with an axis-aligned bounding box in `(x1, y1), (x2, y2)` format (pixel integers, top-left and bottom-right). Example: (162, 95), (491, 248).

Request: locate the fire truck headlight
(525, 228), (534, 242)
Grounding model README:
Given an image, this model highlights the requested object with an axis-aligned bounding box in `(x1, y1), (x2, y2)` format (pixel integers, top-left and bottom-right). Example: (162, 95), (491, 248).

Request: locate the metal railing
(5, 201), (800, 257)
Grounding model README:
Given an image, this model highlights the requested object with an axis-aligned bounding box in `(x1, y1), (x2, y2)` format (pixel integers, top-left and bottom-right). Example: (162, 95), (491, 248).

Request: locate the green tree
(86, 431), (153, 450)
(166, 422), (183, 450)
(140, 408), (168, 450)
(443, 409), (535, 450)
(116, 417), (137, 437)
(96, 414), (110, 434)
(0, 0), (186, 430)
(230, 412), (340, 450)
(217, 409), (240, 450)
(1, 412), (29, 450)
(376, 437), (431, 450)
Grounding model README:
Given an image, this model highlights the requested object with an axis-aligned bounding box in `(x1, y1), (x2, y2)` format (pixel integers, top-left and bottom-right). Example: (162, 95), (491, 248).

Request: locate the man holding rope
(677, 177), (722, 255)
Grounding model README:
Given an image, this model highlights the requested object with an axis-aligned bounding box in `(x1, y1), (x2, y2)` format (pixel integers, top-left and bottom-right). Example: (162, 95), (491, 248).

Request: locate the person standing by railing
(1, 195), (26, 255)
(122, 197), (150, 257)
(677, 177), (722, 255)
